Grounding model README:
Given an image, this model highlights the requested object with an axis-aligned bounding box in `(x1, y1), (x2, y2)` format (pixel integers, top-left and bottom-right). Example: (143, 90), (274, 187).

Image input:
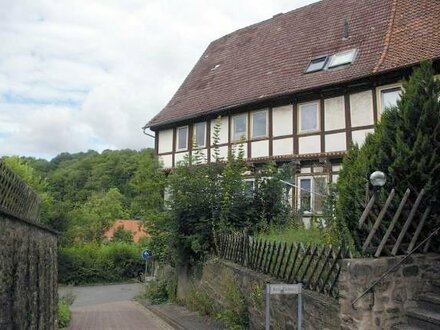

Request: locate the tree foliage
(337, 61), (440, 242)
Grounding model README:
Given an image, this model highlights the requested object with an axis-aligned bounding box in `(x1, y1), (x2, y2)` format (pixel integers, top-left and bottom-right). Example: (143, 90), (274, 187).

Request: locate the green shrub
(58, 301), (71, 328)
(140, 266), (177, 304)
(58, 242), (144, 284)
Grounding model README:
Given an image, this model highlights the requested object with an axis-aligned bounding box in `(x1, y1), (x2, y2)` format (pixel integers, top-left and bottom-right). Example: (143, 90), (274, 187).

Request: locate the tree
(111, 226), (134, 243)
(337, 61), (440, 243)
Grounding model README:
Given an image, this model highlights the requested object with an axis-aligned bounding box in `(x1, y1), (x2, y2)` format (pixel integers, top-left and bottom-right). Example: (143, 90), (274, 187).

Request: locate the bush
(58, 301), (71, 328)
(141, 266), (177, 304)
(58, 242), (144, 284)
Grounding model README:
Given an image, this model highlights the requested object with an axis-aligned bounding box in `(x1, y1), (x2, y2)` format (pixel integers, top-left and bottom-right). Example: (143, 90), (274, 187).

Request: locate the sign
(269, 283), (302, 295)
(142, 250), (152, 260)
(266, 283), (303, 330)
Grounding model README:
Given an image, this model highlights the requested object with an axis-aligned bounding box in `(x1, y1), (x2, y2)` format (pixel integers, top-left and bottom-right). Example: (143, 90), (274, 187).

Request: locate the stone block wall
(0, 214), (58, 329)
(339, 254), (440, 329)
(177, 259), (340, 330)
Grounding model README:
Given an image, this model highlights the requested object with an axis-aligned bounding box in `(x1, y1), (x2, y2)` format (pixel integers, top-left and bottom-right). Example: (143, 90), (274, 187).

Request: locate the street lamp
(369, 171), (386, 190)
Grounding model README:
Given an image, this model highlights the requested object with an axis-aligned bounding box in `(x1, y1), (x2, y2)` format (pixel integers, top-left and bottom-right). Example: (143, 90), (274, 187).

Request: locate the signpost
(141, 249), (152, 282)
(265, 282), (303, 330)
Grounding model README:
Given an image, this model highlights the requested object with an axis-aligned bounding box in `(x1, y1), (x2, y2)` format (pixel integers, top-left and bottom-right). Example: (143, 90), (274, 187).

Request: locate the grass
(257, 223), (325, 245)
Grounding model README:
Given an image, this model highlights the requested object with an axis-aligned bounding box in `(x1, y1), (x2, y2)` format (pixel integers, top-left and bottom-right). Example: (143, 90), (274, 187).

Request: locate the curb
(138, 301), (187, 330)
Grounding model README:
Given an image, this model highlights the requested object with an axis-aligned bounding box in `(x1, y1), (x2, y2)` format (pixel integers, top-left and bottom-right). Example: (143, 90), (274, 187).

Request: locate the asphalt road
(59, 283), (173, 330)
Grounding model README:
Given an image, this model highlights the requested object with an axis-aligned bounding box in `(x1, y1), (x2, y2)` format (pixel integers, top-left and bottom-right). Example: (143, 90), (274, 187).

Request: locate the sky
(0, 0), (319, 160)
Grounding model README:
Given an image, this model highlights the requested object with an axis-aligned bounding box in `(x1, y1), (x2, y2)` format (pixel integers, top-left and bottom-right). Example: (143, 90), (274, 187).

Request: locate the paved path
(60, 283), (173, 330)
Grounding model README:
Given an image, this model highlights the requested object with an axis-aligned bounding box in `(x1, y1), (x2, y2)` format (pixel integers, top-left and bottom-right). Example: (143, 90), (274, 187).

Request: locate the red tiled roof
(146, 0), (440, 129)
(104, 220), (149, 243)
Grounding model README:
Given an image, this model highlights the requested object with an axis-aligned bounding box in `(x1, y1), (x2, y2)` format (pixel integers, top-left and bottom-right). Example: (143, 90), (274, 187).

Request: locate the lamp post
(369, 171), (386, 192)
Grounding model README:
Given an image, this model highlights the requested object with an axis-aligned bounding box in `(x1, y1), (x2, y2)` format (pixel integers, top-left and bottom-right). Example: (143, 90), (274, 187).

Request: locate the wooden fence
(0, 160), (40, 222)
(216, 234), (349, 299)
(355, 187), (439, 257)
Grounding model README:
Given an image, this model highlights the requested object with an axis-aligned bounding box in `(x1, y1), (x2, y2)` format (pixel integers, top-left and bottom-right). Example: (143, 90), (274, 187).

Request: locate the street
(60, 283), (173, 330)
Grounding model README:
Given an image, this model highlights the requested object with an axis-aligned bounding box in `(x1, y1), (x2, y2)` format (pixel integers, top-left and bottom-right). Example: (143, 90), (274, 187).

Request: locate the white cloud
(0, 0), (319, 159)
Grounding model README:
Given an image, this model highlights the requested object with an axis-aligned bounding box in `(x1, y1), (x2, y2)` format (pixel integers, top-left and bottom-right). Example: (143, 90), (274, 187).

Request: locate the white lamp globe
(370, 171), (386, 187)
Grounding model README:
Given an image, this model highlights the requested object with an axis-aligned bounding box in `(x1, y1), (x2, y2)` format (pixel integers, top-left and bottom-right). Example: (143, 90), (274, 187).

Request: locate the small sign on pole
(141, 250), (152, 282)
(265, 282), (303, 330)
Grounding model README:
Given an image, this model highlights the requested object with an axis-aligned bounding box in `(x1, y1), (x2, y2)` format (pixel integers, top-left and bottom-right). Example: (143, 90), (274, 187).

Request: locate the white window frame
(297, 175), (327, 214)
(298, 101), (320, 134)
(193, 122), (206, 148)
(376, 83), (402, 115)
(232, 114), (248, 142)
(176, 126), (188, 151)
(251, 110), (268, 139)
(328, 49), (357, 68)
(305, 55), (329, 73)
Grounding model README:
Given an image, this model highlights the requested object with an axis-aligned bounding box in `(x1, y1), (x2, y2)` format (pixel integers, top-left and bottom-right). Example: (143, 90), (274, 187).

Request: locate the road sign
(269, 283), (302, 295)
(142, 250), (152, 261)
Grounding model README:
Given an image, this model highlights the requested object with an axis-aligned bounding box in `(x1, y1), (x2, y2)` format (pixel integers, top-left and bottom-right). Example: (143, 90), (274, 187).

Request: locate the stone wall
(339, 254), (440, 330)
(177, 259), (340, 330)
(177, 254), (440, 329)
(0, 214), (58, 330)
(0, 161), (58, 329)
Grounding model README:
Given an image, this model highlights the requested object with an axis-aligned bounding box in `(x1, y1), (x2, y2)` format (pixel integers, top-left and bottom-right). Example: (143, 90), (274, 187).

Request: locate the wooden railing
(0, 160), (40, 222)
(216, 234), (349, 299)
(355, 187), (439, 257)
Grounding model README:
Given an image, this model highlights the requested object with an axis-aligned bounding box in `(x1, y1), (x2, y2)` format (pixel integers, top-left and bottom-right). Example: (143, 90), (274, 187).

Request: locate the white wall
(324, 96), (345, 131)
(159, 154), (173, 168)
(158, 129), (173, 154)
(352, 128), (374, 146)
(325, 132), (346, 152)
(350, 90), (374, 127)
(210, 145), (229, 162)
(298, 135), (320, 154)
(272, 105), (293, 137)
(273, 138), (293, 156)
(174, 152), (189, 165)
(210, 116), (229, 145)
(251, 140), (269, 158)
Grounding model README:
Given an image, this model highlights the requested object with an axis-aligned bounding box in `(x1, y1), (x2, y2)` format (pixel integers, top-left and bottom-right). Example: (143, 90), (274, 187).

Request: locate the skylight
(305, 56), (328, 73)
(328, 49), (357, 68)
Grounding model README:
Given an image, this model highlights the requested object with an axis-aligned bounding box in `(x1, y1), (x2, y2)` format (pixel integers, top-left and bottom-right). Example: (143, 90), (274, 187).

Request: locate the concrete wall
(339, 254), (440, 330)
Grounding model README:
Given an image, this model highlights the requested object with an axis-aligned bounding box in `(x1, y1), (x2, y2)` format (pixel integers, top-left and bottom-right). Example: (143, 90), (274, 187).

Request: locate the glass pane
(306, 57), (327, 73)
(300, 179), (311, 212)
(381, 89), (401, 112)
(178, 127), (187, 150)
(314, 177), (326, 213)
(194, 123), (205, 147)
(252, 111), (267, 137)
(329, 49), (356, 68)
(234, 114), (247, 140)
(300, 103), (318, 131)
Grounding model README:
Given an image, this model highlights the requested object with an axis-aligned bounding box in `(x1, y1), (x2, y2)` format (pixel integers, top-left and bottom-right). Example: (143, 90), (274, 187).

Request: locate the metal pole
(297, 283), (302, 330)
(144, 258), (148, 283)
(265, 282), (270, 330)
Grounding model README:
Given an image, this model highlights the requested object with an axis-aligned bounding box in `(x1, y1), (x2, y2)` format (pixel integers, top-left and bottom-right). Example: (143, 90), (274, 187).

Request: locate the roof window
(328, 49), (357, 68)
(305, 56), (328, 73)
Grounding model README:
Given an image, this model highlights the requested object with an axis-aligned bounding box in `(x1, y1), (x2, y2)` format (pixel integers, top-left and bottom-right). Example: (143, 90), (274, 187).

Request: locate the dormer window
(305, 56), (328, 73)
(328, 49), (357, 68)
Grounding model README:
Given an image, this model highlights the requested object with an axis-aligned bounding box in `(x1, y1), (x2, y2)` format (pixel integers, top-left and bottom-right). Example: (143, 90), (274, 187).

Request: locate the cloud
(0, 0), (319, 159)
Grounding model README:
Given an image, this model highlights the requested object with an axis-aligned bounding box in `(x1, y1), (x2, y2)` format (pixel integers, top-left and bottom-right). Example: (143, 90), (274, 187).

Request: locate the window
(298, 176), (326, 213)
(193, 122), (206, 148)
(305, 56), (328, 73)
(244, 178), (255, 196)
(298, 102), (319, 133)
(380, 88), (401, 113)
(328, 49), (357, 68)
(176, 126), (188, 151)
(252, 110), (267, 138)
(232, 114), (247, 141)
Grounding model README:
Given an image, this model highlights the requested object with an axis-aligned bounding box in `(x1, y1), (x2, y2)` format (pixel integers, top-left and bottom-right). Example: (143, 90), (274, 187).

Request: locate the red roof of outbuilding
(146, 0), (440, 129)
(104, 220), (149, 243)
